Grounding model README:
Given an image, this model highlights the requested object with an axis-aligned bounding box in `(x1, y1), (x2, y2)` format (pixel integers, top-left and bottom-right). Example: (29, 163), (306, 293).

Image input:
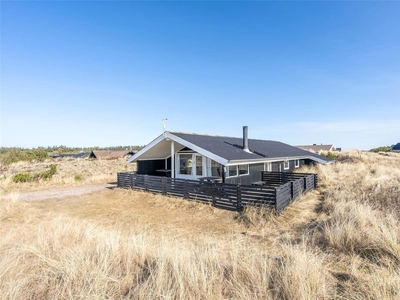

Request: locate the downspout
(171, 141), (175, 178)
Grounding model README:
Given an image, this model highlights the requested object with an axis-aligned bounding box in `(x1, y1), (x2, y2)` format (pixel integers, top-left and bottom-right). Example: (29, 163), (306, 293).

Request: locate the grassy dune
(0, 157), (137, 193)
(1, 151), (400, 299)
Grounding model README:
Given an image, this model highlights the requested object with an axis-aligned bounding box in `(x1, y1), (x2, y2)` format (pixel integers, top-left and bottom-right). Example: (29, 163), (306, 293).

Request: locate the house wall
(271, 159), (306, 172)
(137, 157), (310, 181)
(225, 163), (264, 185)
(137, 160), (166, 176)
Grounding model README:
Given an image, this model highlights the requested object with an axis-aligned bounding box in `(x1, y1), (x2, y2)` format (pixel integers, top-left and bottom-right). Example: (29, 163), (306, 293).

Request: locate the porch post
(171, 141), (175, 178)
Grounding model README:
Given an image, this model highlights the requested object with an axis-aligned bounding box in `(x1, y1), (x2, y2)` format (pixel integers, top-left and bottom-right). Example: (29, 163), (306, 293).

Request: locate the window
(196, 155), (203, 175)
(284, 160), (289, 170)
(265, 162), (272, 172)
(227, 165), (238, 177)
(206, 158), (221, 176)
(295, 159), (299, 168)
(227, 165), (249, 177)
(179, 154), (193, 175)
(238, 164), (249, 176)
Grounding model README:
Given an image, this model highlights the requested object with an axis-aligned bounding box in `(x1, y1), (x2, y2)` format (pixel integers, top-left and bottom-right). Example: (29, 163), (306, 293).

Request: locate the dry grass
(0, 157), (136, 193)
(1, 151), (400, 299)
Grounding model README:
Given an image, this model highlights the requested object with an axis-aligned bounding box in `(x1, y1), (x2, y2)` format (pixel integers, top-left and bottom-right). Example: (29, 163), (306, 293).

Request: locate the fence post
(274, 187), (279, 214)
(130, 173), (134, 189)
(144, 175), (148, 192)
(211, 183), (215, 206)
(184, 180), (188, 199)
(314, 174), (318, 188)
(162, 177), (166, 195)
(303, 177), (307, 190)
(290, 181), (294, 200)
(236, 184), (242, 211)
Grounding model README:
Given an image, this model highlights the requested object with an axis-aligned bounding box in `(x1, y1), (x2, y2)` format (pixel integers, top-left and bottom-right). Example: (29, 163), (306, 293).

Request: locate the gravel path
(13, 183), (116, 201)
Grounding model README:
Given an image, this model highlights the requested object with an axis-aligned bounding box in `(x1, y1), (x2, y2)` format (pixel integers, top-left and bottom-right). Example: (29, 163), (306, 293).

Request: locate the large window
(179, 154), (193, 175)
(206, 158), (221, 176)
(265, 162), (272, 172)
(177, 154), (222, 178)
(196, 155), (203, 176)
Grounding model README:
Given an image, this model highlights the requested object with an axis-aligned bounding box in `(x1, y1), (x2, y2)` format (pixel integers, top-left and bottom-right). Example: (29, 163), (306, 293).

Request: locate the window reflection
(179, 154), (192, 174)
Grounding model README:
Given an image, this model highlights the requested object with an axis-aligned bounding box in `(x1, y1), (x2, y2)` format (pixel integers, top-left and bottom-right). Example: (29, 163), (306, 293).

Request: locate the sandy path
(13, 183), (116, 201)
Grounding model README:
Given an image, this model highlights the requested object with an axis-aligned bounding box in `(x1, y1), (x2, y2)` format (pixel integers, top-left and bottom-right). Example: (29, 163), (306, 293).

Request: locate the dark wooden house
(391, 143), (400, 153)
(128, 127), (333, 185)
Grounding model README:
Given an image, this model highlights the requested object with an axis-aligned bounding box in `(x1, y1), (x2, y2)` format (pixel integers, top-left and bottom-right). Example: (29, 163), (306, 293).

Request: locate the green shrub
(1, 148), (49, 165)
(12, 164), (57, 183)
(12, 173), (31, 183)
(320, 151), (337, 159)
(74, 175), (82, 182)
(370, 146), (392, 153)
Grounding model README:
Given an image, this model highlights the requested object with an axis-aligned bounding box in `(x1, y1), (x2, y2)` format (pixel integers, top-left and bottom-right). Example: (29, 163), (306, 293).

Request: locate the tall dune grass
(0, 217), (331, 299)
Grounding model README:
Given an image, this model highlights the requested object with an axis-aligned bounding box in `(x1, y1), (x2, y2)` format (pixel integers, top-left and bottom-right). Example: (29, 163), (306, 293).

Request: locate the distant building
(89, 150), (135, 159)
(296, 144), (337, 153)
(51, 152), (90, 159)
(391, 143), (400, 153)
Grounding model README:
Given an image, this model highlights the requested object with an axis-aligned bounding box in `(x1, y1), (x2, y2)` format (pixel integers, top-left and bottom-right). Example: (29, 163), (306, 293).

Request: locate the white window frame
(227, 165), (238, 178)
(238, 164), (249, 176)
(227, 164), (249, 177)
(264, 162), (272, 172)
(295, 159), (299, 168)
(284, 160), (290, 170)
(176, 153), (208, 179)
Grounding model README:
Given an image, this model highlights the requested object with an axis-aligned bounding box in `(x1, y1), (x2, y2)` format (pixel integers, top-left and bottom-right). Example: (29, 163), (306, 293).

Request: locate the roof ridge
(170, 131), (276, 142)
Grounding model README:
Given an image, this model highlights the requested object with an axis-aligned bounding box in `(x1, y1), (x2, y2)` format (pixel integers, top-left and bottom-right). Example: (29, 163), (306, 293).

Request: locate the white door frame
(175, 153), (205, 180)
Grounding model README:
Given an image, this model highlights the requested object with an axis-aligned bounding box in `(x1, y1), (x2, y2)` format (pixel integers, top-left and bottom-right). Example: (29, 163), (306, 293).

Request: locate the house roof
(392, 143), (400, 151)
(51, 152), (90, 159)
(90, 150), (135, 159)
(129, 131), (333, 165)
(296, 144), (334, 153)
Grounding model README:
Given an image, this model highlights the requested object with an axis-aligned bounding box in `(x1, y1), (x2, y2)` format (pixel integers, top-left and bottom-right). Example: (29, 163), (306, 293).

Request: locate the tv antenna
(162, 118), (168, 132)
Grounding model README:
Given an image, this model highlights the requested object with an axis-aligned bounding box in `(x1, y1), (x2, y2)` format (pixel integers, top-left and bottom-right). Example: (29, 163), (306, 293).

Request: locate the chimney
(243, 126), (250, 152)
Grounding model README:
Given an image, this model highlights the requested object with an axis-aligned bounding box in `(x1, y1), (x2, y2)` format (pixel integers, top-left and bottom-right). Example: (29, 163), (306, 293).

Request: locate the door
(176, 153), (205, 180)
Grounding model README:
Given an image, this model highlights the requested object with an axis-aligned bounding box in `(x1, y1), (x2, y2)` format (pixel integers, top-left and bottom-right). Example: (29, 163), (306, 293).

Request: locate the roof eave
(167, 132), (229, 165)
(128, 132), (229, 166)
(227, 155), (333, 165)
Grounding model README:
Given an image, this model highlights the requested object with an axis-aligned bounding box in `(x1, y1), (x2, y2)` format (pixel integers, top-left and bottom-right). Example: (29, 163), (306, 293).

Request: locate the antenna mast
(162, 118), (168, 132)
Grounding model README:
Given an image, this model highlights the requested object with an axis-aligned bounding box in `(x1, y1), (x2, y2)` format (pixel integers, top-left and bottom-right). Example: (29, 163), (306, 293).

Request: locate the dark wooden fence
(117, 171), (317, 214)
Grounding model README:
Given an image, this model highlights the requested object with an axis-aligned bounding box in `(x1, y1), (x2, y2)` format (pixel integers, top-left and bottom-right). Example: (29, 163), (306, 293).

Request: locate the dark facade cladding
(225, 163), (264, 185)
(137, 158), (172, 176)
(225, 159), (309, 184)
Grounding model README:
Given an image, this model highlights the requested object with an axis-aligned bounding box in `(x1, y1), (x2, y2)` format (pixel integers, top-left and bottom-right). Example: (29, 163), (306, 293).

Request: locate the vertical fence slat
(237, 184), (242, 211)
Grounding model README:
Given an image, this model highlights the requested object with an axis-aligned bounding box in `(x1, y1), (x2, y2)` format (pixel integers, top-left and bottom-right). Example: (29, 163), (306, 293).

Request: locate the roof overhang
(128, 132), (229, 165)
(227, 155), (333, 166)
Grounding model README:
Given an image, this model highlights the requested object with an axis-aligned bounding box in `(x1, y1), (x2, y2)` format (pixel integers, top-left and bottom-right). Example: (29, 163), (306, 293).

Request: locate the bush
(12, 164), (57, 183)
(320, 151), (337, 159)
(74, 175), (82, 182)
(370, 146), (392, 153)
(1, 148), (49, 165)
(12, 173), (31, 183)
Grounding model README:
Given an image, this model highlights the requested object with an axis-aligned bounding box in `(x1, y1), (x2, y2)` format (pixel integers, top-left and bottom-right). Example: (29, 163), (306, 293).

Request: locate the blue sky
(1, 1), (399, 150)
